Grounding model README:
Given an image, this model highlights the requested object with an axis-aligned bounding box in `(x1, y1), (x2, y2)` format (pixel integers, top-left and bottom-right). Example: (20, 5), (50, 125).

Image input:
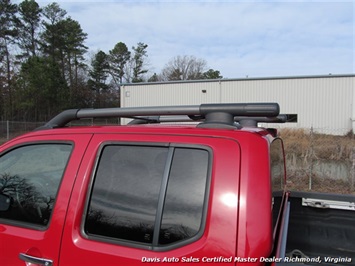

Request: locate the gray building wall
(121, 74), (355, 135)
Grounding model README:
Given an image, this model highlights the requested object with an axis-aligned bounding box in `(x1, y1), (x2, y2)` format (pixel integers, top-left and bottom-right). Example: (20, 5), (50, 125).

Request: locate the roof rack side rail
(128, 114), (293, 126)
(36, 109), (80, 130)
(38, 102), (280, 129)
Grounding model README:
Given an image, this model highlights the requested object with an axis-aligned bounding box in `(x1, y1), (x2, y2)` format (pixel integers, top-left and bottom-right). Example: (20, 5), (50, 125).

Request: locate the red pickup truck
(0, 103), (354, 266)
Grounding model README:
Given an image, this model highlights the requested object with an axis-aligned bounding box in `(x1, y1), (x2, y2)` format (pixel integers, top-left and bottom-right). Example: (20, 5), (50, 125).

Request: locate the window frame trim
(82, 141), (212, 251)
(152, 146), (174, 246)
(270, 137), (287, 240)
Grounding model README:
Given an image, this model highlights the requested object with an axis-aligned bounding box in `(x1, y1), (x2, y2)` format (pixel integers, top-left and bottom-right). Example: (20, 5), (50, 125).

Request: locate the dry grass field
(280, 128), (355, 161)
(280, 129), (355, 194)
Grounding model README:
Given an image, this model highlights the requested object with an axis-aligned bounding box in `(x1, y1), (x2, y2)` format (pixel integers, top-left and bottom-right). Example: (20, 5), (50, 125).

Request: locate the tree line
(0, 0), (223, 122)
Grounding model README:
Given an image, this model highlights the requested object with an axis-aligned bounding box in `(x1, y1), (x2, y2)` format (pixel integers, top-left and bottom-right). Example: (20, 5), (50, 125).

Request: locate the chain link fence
(0, 121), (45, 142)
(0, 119), (121, 143)
(280, 128), (355, 194)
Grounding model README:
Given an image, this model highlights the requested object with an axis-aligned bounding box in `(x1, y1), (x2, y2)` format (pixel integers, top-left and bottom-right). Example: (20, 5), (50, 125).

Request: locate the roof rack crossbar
(39, 102), (280, 129)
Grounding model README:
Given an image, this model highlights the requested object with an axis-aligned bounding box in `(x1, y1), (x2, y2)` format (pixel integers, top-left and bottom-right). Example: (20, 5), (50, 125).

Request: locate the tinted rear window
(85, 144), (210, 248)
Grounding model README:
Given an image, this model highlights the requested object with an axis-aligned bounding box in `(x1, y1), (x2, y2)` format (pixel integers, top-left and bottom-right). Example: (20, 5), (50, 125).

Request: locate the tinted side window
(85, 145), (210, 248)
(0, 144), (72, 227)
(271, 138), (285, 192)
(86, 146), (168, 244)
(270, 138), (285, 228)
(159, 148), (208, 245)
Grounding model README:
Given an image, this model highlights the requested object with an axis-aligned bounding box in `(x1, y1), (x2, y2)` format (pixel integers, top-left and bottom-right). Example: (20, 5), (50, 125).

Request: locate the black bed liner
(277, 191), (355, 265)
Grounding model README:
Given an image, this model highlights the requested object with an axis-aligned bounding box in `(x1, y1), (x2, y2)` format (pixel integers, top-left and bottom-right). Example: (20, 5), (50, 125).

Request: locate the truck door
(0, 134), (92, 266)
(60, 133), (241, 265)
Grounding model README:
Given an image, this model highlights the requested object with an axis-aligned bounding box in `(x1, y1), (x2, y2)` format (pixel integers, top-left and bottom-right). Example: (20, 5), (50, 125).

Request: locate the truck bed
(278, 191), (355, 265)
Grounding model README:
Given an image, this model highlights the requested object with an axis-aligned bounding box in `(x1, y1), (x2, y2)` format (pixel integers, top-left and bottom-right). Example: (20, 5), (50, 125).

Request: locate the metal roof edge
(121, 73), (355, 87)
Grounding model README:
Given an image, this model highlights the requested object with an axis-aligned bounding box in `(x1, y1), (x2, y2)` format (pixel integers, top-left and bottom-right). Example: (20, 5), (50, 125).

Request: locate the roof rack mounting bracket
(197, 112), (239, 129)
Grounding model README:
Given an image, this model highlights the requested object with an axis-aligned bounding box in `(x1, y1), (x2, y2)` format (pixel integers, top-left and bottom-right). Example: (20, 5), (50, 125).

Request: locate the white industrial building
(120, 74), (355, 135)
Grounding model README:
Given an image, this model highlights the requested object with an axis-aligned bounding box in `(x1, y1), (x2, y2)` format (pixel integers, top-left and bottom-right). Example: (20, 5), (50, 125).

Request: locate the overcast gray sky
(32, 0), (354, 79)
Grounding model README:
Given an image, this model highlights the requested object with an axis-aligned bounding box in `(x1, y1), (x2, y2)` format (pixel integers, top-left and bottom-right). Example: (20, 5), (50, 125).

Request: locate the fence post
(6, 120), (9, 140)
(309, 127), (314, 190)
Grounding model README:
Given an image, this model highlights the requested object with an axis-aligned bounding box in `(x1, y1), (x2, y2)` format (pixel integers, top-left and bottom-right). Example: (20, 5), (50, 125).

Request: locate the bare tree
(161, 55), (207, 81)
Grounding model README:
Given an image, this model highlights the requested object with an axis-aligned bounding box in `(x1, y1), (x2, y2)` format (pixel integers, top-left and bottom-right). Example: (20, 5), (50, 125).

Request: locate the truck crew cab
(0, 103), (354, 265)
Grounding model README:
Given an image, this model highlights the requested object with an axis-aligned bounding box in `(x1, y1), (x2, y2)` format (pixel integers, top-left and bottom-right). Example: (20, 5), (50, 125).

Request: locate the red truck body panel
(0, 124), (277, 265)
(0, 133), (93, 266)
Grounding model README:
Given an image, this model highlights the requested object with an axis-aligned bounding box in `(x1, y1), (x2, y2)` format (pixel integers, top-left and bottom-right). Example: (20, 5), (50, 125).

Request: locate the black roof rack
(37, 102), (292, 130)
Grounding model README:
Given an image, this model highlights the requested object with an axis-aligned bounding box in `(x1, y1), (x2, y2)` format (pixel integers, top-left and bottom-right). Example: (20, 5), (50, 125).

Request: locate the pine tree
(109, 42), (131, 85)
(88, 50), (110, 107)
